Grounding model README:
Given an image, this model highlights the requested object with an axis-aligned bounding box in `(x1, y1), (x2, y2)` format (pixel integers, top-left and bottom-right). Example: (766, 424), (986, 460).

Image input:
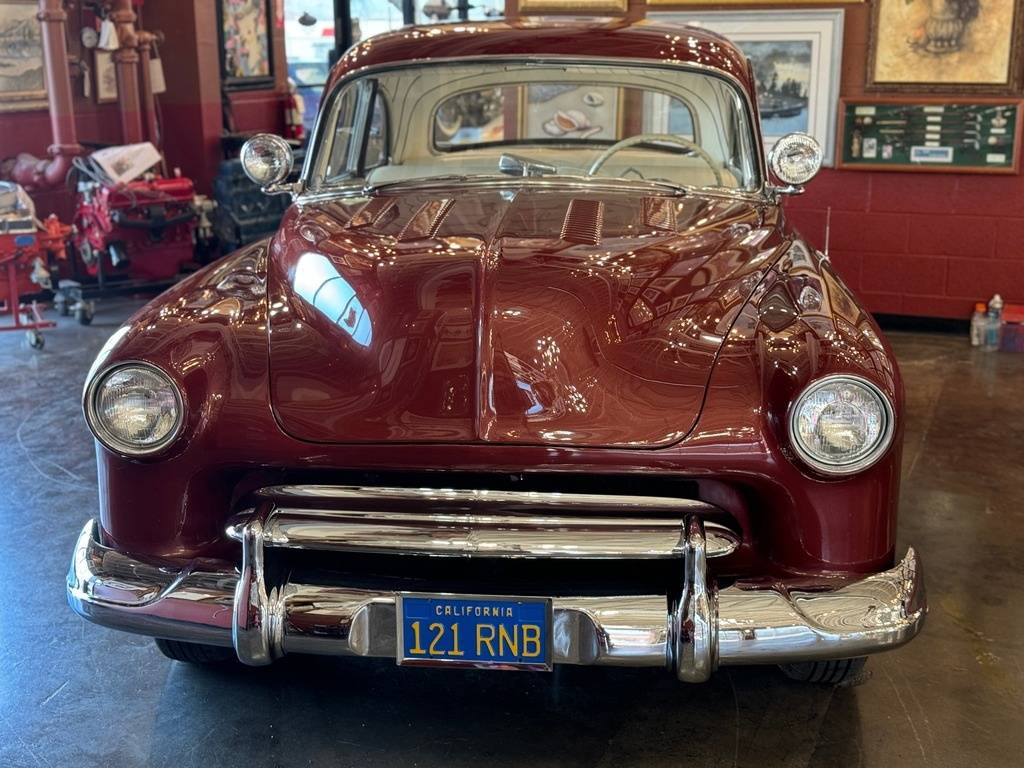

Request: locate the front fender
(687, 242), (904, 573)
(85, 240), (275, 556)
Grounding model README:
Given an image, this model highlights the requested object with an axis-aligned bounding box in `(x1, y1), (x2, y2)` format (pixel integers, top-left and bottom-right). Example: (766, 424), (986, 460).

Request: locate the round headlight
(86, 363), (184, 456)
(788, 375), (895, 475)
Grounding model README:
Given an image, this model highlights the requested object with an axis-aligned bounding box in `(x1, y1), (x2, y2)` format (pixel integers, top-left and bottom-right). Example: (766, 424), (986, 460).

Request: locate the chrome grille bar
(258, 485), (717, 514)
(235, 485), (740, 559)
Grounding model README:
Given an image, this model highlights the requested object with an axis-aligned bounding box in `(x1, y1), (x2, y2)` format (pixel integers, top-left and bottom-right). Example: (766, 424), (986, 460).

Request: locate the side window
(324, 86), (358, 182)
(667, 97), (695, 139)
(365, 92), (388, 169)
(433, 88), (506, 150)
(640, 92), (695, 141)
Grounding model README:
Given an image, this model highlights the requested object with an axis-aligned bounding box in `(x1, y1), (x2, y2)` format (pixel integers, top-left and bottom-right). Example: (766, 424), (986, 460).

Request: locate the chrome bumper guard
(67, 489), (925, 681)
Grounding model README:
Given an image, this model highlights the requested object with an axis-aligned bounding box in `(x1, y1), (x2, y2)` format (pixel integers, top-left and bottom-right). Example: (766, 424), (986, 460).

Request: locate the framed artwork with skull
(867, 0), (1023, 92)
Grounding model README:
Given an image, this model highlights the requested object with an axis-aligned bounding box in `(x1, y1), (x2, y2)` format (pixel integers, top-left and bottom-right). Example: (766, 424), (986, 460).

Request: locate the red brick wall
(782, 4), (1024, 320)
(784, 170), (1024, 319)
(644, 1), (1024, 319)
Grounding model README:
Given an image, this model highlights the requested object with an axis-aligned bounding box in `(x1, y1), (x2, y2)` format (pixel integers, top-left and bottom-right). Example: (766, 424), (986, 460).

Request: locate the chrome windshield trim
(362, 174), (692, 198)
(302, 55), (766, 198)
(296, 175), (762, 208)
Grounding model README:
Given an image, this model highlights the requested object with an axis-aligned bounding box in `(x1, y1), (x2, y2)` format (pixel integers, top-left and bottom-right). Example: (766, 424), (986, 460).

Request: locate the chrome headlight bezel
(84, 361), (185, 457)
(787, 374), (896, 476)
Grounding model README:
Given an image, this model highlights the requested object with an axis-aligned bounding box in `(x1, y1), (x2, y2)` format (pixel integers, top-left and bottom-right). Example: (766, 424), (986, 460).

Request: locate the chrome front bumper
(67, 490), (926, 680)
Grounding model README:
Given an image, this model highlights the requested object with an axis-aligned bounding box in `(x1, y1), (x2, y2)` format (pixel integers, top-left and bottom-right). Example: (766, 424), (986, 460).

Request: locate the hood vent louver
(347, 197), (398, 229)
(642, 197), (677, 232)
(561, 199), (604, 245)
(397, 199), (455, 242)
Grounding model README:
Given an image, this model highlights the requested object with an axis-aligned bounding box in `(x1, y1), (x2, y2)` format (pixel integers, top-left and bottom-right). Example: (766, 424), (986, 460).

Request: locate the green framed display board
(838, 100), (1022, 174)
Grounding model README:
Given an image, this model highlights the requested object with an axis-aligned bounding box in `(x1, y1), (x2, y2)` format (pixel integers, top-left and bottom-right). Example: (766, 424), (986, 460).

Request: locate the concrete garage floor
(0, 298), (1021, 768)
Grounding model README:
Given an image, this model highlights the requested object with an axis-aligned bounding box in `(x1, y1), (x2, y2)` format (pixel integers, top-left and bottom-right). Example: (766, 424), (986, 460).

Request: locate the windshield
(308, 60), (760, 192)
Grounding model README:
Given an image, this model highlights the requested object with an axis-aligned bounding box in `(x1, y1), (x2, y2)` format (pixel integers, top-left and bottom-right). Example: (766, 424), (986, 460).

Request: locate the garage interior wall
(0, 1), (288, 215)
(2, 0), (1022, 319)
(775, 3), (1024, 320)
(0, 5), (121, 220)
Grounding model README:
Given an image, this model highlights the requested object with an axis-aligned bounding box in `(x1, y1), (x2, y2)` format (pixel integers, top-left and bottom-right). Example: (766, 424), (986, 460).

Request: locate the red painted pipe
(137, 30), (160, 148)
(7, 0), (84, 189)
(107, 0), (144, 144)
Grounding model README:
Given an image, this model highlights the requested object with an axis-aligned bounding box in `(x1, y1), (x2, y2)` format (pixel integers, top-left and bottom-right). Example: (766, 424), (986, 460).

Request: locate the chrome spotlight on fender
(240, 133), (299, 196)
(768, 132), (823, 195)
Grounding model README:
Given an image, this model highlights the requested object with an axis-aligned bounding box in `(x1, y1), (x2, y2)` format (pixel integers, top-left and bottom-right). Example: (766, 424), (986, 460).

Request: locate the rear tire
(154, 638), (235, 664)
(779, 657), (869, 686)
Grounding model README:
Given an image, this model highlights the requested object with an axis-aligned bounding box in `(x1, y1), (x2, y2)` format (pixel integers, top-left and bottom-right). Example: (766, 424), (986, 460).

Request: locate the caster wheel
(75, 305), (94, 326)
(26, 330), (44, 350)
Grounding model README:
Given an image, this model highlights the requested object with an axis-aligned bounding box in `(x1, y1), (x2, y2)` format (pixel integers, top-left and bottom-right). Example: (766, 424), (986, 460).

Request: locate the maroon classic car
(68, 19), (925, 684)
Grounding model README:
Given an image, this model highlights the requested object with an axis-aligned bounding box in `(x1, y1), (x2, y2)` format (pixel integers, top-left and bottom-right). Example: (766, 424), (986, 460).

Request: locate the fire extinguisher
(284, 81), (305, 141)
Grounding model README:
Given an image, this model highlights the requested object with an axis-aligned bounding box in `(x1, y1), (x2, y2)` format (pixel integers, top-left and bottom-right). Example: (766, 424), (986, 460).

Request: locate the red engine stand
(0, 217), (72, 350)
(73, 175), (200, 284)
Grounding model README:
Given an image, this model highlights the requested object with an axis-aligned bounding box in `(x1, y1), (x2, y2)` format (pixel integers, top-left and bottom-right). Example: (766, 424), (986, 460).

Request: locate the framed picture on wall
(522, 85), (623, 141)
(94, 50), (118, 104)
(867, 0), (1024, 93)
(218, 0), (274, 90)
(838, 98), (1022, 174)
(0, 0), (47, 112)
(517, 0), (628, 12)
(650, 10), (845, 165)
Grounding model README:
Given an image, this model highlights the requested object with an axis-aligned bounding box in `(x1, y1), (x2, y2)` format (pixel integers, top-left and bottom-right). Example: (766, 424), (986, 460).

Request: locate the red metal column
(108, 0), (144, 144)
(137, 30), (161, 147)
(8, 0), (84, 189)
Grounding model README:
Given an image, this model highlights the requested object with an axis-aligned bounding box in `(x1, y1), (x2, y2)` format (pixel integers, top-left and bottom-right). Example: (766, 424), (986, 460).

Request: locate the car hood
(267, 184), (785, 447)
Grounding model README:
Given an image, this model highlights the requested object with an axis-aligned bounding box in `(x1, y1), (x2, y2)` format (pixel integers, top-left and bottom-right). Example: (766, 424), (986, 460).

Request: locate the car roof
(326, 19), (754, 93)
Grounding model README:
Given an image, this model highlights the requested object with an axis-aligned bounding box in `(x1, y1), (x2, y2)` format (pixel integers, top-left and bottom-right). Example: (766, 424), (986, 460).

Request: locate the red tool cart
(0, 182), (71, 351)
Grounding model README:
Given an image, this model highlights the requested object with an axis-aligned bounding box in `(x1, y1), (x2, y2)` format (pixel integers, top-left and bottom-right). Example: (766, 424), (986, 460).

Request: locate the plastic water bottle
(970, 303), (987, 346)
(985, 294), (1003, 351)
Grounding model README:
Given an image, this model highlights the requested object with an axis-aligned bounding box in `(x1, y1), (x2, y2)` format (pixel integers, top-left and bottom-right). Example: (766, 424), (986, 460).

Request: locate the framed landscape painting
(651, 10), (845, 165)
(0, 0), (46, 112)
(867, 0), (1024, 93)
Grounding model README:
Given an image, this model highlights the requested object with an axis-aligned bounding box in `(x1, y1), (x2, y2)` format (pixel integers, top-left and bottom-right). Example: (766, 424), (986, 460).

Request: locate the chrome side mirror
(768, 132), (822, 196)
(240, 134), (297, 196)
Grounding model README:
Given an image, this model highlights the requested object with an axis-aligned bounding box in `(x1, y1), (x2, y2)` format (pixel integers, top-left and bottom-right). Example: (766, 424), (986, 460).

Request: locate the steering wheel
(586, 133), (723, 186)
